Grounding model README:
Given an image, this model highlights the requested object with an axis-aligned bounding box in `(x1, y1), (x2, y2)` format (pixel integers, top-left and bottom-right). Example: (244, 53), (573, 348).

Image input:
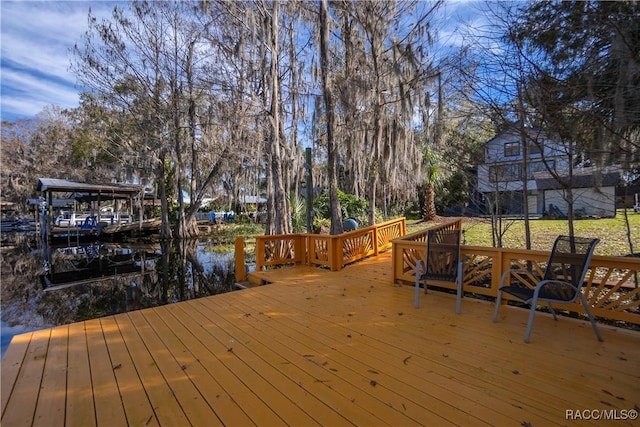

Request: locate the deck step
(246, 271), (270, 286)
(234, 281), (259, 290)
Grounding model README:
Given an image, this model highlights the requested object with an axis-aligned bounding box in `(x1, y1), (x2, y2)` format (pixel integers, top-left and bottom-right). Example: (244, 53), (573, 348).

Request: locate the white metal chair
(493, 235), (602, 343)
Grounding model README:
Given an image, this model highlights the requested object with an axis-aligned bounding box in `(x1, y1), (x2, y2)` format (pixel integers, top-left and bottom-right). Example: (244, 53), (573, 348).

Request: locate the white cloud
(1, 1), (115, 121)
(1, 67), (80, 118)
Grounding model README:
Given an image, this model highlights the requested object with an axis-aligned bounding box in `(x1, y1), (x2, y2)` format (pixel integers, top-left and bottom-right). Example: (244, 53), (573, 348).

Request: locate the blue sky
(0, 0), (484, 123)
(0, 1), (115, 122)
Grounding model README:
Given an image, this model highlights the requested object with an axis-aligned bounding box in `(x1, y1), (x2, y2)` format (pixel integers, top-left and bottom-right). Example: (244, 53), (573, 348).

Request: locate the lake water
(1, 233), (245, 358)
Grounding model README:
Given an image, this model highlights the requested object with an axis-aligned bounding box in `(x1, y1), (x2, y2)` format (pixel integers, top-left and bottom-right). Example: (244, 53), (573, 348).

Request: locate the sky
(0, 1), (116, 122)
(0, 0), (483, 123)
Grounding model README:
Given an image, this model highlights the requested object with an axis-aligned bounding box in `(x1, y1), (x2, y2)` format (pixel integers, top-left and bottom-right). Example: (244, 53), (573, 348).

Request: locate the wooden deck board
(1, 331), (32, 417)
(155, 303), (285, 426)
(265, 295), (588, 421)
(256, 261), (640, 409)
(2, 328), (50, 427)
(227, 278), (563, 425)
(157, 304), (320, 427)
(219, 291), (547, 426)
(33, 325), (68, 427)
(197, 297), (431, 426)
(113, 312), (191, 426)
(66, 322), (95, 427)
(126, 309), (223, 425)
(99, 316), (159, 427)
(179, 300), (383, 427)
(2, 252), (639, 426)
(86, 319), (128, 427)
(204, 294), (475, 426)
(263, 280), (635, 393)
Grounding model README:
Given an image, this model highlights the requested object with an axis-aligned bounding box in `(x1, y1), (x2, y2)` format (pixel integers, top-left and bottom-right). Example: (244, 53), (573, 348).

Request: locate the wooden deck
(2, 252), (639, 426)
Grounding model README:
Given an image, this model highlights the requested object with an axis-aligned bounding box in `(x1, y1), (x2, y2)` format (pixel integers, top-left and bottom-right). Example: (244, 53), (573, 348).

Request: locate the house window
(489, 164), (522, 182)
(504, 142), (520, 157)
(527, 160), (554, 179)
(528, 141), (543, 157)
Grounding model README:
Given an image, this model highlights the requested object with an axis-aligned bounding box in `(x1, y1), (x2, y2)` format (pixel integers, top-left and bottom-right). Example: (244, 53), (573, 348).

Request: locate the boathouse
(37, 178), (146, 239)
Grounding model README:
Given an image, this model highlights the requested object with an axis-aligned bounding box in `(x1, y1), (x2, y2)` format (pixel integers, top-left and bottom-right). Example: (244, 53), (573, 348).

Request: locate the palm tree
(421, 148), (439, 221)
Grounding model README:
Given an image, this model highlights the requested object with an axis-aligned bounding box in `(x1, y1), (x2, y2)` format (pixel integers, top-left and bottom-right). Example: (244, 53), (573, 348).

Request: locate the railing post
(306, 235), (312, 266)
(373, 227), (379, 256)
(392, 240), (402, 284)
(234, 237), (246, 282)
(332, 235), (341, 271)
(294, 235), (304, 265)
(307, 235), (315, 265)
(494, 248), (507, 297)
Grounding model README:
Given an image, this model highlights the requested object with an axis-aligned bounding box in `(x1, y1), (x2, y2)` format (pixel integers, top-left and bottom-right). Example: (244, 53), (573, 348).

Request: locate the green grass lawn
(406, 210), (640, 257)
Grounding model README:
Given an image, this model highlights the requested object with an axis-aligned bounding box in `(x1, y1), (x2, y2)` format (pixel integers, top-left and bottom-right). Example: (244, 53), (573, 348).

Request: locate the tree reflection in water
(1, 235), (237, 351)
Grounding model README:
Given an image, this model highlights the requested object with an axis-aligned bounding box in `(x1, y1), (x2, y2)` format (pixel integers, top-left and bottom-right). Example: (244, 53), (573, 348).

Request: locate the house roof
(240, 195), (267, 204)
(27, 198), (75, 207)
(37, 178), (143, 197)
(483, 126), (552, 145)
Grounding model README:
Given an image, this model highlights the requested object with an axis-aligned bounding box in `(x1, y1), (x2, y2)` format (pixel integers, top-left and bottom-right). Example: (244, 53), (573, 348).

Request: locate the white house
(477, 128), (620, 217)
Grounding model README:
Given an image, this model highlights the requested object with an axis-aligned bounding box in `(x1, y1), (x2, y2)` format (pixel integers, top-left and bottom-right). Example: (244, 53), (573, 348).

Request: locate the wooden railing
(235, 218), (406, 278)
(392, 227), (640, 325)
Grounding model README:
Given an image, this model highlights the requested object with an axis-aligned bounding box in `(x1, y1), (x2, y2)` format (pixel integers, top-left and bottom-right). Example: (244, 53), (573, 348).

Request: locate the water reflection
(1, 234), (239, 357)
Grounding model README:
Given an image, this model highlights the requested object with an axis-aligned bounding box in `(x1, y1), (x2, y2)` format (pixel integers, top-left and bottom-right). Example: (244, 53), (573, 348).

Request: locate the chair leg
(524, 300), (538, 344)
(578, 293), (603, 341)
(493, 289), (503, 322)
(547, 303), (558, 320)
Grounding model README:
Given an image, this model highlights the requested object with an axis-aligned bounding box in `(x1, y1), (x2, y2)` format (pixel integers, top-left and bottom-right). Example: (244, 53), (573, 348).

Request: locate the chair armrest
(528, 279), (582, 302)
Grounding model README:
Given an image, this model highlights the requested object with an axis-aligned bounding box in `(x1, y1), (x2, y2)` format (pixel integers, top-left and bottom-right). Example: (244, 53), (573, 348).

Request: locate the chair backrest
(424, 228), (461, 281)
(542, 235), (600, 301)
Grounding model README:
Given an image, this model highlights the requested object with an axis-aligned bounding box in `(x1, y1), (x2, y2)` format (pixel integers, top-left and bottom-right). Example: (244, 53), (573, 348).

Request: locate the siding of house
(477, 129), (620, 217)
(542, 186), (616, 218)
(477, 130), (569, 195)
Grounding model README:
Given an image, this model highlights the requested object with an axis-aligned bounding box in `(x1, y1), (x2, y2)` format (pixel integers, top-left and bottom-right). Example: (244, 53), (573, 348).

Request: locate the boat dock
(2, 251), (639, 426)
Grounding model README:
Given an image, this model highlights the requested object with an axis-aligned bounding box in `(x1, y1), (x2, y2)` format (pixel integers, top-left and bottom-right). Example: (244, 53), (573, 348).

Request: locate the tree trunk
(263, 0), (291, 236)
(157, 154), (172, 241)
(422, 181), (437, 221)
(320, 0), (343, 235)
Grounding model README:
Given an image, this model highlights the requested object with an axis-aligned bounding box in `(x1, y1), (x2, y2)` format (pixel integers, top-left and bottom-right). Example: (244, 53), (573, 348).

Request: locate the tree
(317, 1), (442, 227)
(516, 1), (639, 158)
(1, 108), (85, 207)
(513, 0), (640, 245)
(419, 147), (439, 221)
(73, 2), (175, 239)
(73, 1), (239, 239)
(319, 0), (343, 234)
(204, 0), (313, 236)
